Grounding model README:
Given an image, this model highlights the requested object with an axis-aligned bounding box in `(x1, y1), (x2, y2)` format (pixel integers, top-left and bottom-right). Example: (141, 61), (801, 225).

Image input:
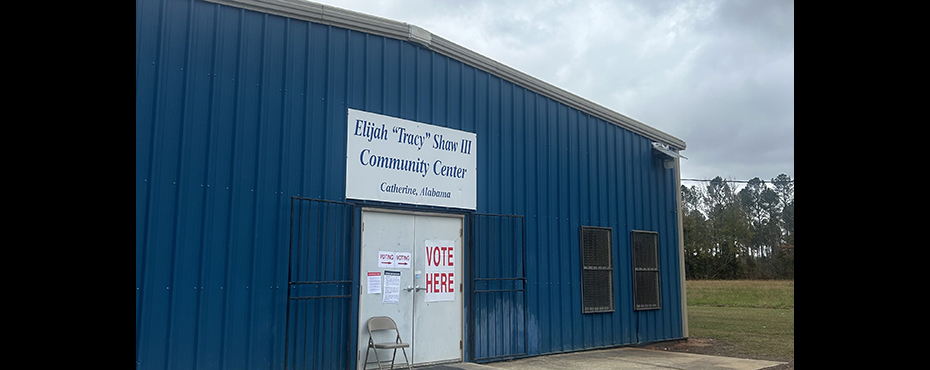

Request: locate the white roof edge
(652, 142), (687, 160)
(202, 0), (687, 151)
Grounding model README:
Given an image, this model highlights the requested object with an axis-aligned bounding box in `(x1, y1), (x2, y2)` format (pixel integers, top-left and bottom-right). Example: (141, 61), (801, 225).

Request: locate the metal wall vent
(581, 227), (614, 313)
(632, 231), (661, 310)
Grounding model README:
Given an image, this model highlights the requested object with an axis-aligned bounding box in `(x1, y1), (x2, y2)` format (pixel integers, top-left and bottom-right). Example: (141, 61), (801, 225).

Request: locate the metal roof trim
(652, 142), (688, 160)
(203, 0), (687, 151)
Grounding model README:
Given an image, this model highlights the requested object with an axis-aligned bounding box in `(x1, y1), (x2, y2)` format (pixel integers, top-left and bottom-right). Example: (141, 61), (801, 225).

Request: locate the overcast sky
(315, 0), (794, 186)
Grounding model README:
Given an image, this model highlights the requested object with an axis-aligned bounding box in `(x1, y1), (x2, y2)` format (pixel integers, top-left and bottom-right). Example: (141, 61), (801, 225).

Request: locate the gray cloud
(318, 0), (794, 183)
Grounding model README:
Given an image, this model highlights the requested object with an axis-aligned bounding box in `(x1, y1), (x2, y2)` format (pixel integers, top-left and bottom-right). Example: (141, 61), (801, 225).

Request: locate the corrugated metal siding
(136, 0), (683, 369)
(470, 214), (527, 361)
(285, 198), (355, 370)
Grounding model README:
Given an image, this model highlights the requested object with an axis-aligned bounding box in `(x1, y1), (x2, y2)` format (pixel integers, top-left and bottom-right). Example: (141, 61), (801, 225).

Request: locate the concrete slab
(418, 347), (785, 370)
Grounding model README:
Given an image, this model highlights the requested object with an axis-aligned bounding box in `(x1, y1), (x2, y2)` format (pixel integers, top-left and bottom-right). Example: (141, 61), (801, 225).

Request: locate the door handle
(405, 286), (415, 292)
(415, 286), (425, 292)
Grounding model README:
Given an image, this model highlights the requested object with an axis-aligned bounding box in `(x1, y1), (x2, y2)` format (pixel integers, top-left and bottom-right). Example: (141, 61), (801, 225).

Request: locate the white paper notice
(395, 252), (412, 269)
(378, 251), (396, 268)
(382, 271), (401, 304)
(367, 272), (381, 294)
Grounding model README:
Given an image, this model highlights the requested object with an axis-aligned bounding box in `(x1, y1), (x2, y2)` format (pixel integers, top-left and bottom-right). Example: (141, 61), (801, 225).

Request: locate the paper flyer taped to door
(378, 251), (396, 267)
(382, 270), (401, 304)
(367, 272), (381, 294)
(395, 252), (411, 268)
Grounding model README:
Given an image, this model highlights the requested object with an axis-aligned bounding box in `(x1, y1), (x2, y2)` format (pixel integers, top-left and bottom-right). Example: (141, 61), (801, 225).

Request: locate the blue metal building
(135, 0), (689, 369)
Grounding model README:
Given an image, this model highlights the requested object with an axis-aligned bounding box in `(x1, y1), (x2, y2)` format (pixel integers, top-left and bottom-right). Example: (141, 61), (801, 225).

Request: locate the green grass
(686, 280), (794, 361)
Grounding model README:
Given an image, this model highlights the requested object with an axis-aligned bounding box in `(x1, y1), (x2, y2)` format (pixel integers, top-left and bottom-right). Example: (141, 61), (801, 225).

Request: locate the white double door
(358, 210), (464, 369)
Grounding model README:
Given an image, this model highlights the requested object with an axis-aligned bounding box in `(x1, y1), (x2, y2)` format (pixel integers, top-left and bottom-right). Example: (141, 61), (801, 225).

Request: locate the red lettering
(440, 273), (447, 292)
(426, 272), (433, 293)
(447, 247), (454, 266)
(448, 273), (454, 292)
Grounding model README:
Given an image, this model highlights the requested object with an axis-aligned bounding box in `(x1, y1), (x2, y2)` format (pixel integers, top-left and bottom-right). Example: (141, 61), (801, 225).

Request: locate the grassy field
(686, 280), (794, 361)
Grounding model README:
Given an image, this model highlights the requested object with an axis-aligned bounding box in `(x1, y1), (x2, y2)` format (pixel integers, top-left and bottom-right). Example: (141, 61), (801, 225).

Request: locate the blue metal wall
(136, 0), (683, 369)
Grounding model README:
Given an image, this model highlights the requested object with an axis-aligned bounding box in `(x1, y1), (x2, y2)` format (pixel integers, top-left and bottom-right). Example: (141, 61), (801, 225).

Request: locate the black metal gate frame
(469, 213), (528, 363)
(285, 198), (529, 368)
(285, 197), (357, 370)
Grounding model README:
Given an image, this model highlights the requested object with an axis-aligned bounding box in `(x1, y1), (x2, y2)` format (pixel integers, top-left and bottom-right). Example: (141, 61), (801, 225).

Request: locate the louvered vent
(632, 231), (661, 310)
(581, 227), (614, 313)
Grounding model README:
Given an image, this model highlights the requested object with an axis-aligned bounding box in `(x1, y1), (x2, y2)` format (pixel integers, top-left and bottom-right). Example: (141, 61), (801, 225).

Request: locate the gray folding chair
(363, 316), (411, 370)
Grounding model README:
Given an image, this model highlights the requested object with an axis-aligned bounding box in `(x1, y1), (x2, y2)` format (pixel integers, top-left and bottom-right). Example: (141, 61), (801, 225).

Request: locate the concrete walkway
(419, 347), (786, 370)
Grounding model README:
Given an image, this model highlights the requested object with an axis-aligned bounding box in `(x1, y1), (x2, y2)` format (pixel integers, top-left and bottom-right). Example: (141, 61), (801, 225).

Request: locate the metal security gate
(469, 214), (527, 362)
(286, 198), (356, 370)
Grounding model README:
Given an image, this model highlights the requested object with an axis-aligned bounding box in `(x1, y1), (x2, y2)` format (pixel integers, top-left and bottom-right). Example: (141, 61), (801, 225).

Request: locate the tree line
(680, 174), (794, 280)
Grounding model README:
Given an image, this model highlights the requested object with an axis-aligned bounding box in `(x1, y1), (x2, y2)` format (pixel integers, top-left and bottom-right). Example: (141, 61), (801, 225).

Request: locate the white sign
(382, 271), (401, 304)
(367, 272), (381, 294)
(424, 240), (455, 302)
(395, 252), (411, 269)
(346, 109), (477, 210)
(378, 251), (396, 268)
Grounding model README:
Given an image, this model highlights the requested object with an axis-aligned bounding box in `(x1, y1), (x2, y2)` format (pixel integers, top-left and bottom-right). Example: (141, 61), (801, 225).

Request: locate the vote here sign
(424, 240), (455, 302)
